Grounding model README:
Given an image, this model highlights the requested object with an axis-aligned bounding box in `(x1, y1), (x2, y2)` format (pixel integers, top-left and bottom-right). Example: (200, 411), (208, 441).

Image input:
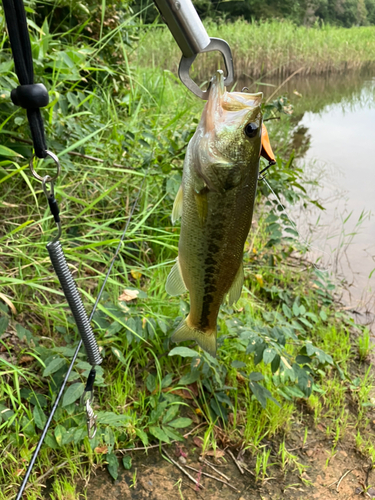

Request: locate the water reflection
(296, 76), (374, 320)
(245, 72), (375, 326)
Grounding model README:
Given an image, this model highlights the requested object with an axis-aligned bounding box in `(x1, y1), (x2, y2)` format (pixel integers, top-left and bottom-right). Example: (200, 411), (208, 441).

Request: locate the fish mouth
(204, 70), (225, 132)
(204, 70), (263, 133)
(209, 70), (263, 108)
(210, 70), (225, 96)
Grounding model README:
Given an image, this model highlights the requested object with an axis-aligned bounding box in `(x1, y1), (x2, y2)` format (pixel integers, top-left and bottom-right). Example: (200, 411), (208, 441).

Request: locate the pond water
(245, 72), (375, 328)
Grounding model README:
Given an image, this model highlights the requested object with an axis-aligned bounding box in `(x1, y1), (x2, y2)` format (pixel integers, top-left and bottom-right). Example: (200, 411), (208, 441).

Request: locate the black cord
(1, 2), (151, 495)
(2, 0), (48, 158)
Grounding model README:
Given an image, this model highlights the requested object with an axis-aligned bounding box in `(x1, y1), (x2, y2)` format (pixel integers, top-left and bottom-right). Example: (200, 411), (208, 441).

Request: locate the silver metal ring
(29, 150), (61, 183)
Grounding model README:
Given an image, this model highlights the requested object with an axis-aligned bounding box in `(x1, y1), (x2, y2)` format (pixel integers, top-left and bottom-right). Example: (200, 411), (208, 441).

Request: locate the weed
(50, 476), (78, 500)
(278, 440), (308, 476)
(174, 478), (185, 500)
(358, 328), (375, 360)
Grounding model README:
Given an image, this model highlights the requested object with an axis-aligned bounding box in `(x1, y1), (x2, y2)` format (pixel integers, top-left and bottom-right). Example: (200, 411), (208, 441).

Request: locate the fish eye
(244, 122), (258, 138)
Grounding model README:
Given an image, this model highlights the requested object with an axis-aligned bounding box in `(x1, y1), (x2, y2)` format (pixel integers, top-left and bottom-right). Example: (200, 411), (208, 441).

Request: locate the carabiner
(42, 175), (55, 199)
(81, 368), (99, 438)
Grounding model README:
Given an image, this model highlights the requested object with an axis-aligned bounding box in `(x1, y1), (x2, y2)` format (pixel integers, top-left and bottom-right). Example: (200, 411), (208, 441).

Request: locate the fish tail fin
(171, 317), (217, 358)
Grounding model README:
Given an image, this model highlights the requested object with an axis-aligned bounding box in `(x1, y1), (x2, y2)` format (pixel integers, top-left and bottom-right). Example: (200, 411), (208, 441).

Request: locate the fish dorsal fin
(172, 185), (183, 225)
(226, 263), (244, 305)
(166, 257), (187, 296)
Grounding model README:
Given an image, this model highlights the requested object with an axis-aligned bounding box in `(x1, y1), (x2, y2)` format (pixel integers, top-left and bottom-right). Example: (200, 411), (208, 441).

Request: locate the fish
(166, 70), (275, 357)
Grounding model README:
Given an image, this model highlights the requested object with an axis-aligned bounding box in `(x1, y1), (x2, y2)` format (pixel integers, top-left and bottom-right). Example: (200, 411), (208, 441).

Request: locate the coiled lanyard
(3, 0), (103, 434)
(32, 160), (103, 436)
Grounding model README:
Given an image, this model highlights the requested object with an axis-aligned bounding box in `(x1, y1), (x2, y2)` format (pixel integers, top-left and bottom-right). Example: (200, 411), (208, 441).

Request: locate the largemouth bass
(166, 70), (275, 357)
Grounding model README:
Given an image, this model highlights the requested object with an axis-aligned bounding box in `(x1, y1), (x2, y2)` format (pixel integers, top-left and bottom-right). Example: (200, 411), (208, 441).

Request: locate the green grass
(0, 5), (374, 499)
(135, 19), (375, 79)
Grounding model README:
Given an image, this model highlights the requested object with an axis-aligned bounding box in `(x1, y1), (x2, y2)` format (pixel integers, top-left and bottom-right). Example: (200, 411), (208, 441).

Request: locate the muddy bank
(79, 426), (375, 500)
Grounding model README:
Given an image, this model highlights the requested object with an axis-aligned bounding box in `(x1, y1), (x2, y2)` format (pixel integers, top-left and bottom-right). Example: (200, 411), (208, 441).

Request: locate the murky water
(245, 72), (375, 325)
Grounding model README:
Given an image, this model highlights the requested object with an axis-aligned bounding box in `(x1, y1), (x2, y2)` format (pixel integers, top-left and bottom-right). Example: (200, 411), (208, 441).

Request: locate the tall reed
(134, 20), (375, 79)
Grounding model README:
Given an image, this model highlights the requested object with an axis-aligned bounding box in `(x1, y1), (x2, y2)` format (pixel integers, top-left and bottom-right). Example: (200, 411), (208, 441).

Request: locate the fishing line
(261, 176), (330, 273)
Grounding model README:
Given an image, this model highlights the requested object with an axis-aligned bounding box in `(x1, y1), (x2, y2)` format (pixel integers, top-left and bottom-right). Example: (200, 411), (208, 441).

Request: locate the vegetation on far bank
(135, 20), (375, 78)
(0, 2), (374, 499)
(135, 0), (375, 28)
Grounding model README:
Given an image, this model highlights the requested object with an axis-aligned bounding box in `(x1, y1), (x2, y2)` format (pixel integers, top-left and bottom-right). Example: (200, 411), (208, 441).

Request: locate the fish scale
(166, 70), (275, 357)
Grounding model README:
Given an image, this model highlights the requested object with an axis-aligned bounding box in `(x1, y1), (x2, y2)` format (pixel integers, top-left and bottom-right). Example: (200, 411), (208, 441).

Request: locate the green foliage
(106, 452), (119, 480)
(136, 0), (375, 26)
(357, 328), (375, 360)
(0, 2), (374, 497)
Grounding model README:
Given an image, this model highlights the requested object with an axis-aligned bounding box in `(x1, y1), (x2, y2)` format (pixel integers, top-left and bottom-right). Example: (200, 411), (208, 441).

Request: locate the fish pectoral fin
(261, 123), (276, 163)
(165, 257), (187, 296)
(193, 176), (209, 224)
(226, 263), (244, 305)
(172, 185), (183, 225)
(171, 317), (217, 357)
(194, 190), (208, 224)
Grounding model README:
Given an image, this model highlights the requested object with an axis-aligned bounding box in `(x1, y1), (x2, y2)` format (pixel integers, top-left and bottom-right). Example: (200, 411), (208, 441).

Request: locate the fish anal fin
(166, 257), (187, 296)
(172, 185), (183, 225)
(226, 263), (244, 305)
(171, 317), (217, 357)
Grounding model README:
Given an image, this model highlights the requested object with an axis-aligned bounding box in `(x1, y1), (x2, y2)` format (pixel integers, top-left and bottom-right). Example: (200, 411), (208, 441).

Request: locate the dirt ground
(80, 423), (375, 500)
(77, 343), (375, 500)
(76, 339), (375, 500)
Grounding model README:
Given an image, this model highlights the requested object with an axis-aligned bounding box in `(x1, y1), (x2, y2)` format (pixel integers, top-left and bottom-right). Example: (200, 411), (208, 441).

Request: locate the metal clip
(153, 0), (234, 100)
(42, 175), (62, 243)
(85, 397), (98, 439)
(42, 175), (54, 199)
(81, 367), (99, 438)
